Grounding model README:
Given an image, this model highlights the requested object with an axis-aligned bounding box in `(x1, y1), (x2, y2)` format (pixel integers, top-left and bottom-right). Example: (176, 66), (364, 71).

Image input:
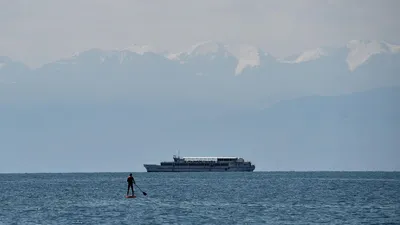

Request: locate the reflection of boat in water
(143, 155), (255, 172)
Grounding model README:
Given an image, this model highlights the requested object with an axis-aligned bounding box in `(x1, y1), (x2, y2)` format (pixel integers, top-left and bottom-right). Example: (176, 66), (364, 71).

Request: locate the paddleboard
(126, 195), (136, 198)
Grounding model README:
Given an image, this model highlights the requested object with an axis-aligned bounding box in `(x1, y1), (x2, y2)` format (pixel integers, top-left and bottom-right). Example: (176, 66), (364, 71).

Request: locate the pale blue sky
(1, 0), (399, 68)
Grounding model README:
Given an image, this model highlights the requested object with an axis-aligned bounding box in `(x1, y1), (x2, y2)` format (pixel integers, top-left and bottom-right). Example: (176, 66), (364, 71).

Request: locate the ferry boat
(143, 155), (255, 172)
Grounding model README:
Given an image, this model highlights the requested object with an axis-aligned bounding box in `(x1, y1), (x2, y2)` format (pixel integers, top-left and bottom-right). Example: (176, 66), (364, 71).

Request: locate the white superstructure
(182, 157), (238, 162)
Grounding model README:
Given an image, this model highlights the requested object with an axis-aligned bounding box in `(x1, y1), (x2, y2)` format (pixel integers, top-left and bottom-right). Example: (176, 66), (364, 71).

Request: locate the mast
(173, 149), (181, 162)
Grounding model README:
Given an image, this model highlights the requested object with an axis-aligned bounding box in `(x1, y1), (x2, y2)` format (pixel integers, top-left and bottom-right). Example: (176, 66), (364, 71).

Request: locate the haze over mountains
(1, 40), (399, 172)
(1, 40), (400, 103)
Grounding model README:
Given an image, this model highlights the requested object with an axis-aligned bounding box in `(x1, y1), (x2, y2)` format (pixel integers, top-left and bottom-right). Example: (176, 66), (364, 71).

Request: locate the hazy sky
(1, 0), (400, 173)
(1, 0), (399, 68)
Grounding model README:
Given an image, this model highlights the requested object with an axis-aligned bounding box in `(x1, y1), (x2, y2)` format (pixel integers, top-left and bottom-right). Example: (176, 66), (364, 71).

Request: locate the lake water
(1, 172), (399, 224)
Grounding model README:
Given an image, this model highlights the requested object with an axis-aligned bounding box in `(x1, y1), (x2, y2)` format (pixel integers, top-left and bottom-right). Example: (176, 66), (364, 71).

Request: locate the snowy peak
(165, 41), (232, 64)
(346, 40), (400, 71)
(294, 48), (328, 63)
(174, 41), (233, 60)
(278, 48), (329, 64)
(179, 42), (267, 75)
(276, 40), (400, 71)
(67, 44), (165, 60)
(53, 49), (106, 65)
(123, 44), (161, 55)
(56, 45), (168, 66)
(188, 41), (226, 56)
(226, 44), (265, 75)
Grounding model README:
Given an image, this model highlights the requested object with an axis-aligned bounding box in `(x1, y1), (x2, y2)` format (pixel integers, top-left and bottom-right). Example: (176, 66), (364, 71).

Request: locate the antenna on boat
(173, 149), (181, 160)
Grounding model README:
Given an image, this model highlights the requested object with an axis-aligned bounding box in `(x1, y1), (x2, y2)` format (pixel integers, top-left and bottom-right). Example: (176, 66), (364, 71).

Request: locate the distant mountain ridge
(1, 39), (399, 106)
(1, 39), (399, 73)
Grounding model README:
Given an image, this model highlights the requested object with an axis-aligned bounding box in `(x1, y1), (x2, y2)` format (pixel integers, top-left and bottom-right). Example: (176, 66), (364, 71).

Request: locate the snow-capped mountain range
(73, 40), (400, 72)
(346, 40), (400, 71)
(1, 39), (399, 104)
(1, 39), (398, 75)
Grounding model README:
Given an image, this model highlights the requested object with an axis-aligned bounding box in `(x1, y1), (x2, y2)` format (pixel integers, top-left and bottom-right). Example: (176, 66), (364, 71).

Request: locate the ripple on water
(0, 172), (399, 224)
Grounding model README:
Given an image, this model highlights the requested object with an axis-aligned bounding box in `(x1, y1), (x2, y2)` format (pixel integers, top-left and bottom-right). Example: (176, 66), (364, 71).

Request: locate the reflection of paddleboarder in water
(127, 173), (136, 196)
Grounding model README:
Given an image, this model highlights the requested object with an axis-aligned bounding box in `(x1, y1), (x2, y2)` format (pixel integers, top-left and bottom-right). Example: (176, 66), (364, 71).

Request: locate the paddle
(135, 184), (147, 196)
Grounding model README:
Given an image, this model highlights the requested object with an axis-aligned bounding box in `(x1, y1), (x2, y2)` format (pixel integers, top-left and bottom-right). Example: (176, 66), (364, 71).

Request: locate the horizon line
(1, 170), (399, 175)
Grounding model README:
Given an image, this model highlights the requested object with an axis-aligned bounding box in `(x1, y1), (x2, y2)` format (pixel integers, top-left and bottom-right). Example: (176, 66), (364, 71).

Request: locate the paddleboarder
(127, 173), (136, 196)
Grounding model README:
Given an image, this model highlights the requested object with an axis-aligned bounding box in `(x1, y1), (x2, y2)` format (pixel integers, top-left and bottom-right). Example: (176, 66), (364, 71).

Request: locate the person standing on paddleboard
(127, 173), (136, 196)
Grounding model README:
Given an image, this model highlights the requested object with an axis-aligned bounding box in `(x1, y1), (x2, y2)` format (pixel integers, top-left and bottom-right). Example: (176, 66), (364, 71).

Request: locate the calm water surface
(0, 172), (399, 224)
